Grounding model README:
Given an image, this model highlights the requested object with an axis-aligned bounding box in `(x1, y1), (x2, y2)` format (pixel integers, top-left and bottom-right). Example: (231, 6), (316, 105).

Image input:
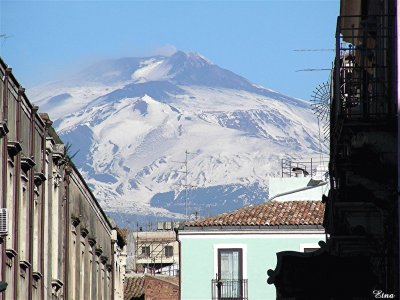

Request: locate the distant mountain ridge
(29, 50), (323, 219)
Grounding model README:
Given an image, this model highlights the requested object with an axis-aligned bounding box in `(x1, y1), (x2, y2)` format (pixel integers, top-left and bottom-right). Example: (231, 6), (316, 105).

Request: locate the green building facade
(178, 201), (325, 300)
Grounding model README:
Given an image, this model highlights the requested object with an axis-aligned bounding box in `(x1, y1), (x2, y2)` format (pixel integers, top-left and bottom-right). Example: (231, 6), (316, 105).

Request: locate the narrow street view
(0, 0), (398, 299)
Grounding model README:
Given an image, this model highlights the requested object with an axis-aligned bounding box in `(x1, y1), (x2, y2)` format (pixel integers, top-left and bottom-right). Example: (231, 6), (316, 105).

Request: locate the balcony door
(218, 248), (243, 300)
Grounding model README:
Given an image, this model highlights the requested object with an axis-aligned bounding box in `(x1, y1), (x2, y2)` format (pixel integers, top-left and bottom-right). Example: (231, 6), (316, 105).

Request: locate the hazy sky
(1, 0), (339, 100)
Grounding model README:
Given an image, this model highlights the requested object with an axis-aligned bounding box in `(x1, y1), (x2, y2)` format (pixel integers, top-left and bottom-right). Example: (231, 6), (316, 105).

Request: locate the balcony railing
(332, 15), (394, 121)
(281, 158), (329, 179)
(211, 279), (248, 300)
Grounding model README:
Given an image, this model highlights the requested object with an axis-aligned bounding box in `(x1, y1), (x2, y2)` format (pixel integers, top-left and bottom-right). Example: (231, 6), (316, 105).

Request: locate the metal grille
(333, 15), (394, 119)
(0, 208), (8, 235)
(211, 279), (248, 300)
(281, 158), (329, 179)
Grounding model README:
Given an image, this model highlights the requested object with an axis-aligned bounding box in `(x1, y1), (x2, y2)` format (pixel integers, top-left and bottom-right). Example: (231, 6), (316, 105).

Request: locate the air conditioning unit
(0, 209), (8, 236)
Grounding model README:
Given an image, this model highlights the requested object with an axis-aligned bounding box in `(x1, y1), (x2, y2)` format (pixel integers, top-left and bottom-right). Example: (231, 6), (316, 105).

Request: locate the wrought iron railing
(281, 158), (329, 179)
(211, 279), (248, 300)
(332, 15), (394, 120)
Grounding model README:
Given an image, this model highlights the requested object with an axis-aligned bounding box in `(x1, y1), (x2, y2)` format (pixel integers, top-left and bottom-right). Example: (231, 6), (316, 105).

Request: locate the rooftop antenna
(311, 81), (330, 142)
(293, 49), (334, 52)
(172, 150), (196, 220)
(293, 48), (333, 72)
(295, 68), (332, 72)
(0, 34), (13, 50)
(0, 34), (13, 40)
(311, 81), (331, 170)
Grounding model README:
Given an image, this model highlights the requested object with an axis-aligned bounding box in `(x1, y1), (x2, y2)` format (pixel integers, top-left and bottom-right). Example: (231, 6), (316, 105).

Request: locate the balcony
(211, 279), (248, 300)
(332, 14), (394, 121)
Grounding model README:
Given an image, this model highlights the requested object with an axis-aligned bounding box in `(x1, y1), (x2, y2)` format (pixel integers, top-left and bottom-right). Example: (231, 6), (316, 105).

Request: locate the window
(164, 246), (173, 257)
(141, 246), (150, 257)
(217, 249), (243, 299)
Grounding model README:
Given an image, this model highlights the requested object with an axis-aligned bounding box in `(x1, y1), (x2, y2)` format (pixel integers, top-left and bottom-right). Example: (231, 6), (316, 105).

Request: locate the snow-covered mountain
(29, 51), (323, 219)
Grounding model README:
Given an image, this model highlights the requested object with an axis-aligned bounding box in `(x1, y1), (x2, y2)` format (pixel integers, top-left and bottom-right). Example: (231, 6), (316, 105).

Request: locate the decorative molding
(95, 247), (103, 256)
(51, 279), (63, 292)
(45, 137), (55, 152)
(0, 121), (9, 138)
(21, 156), (36, 172)
(20, 173), (28, 182)
(7, 141), (22, 157)
(52, 144), (65, 166)
(5, 248), (17, 258)
(178, 231), (326, 238)
(32, 271), (43, 281)
(31, 105), (38, 114)
(34, 172), (46, 186)
(71, 216), (81, 228)
(53, 172), (62, 187)
(106, 264), (112, 272)
(65, 165), (72, 176)
(7, 156), (15, 167)
(88, 237), (96, 247)
(100, 255), (108, 264)
(20, 260), (31, 270)
(5, 68), (12, 77)
(18, 87), (25, 97)
(80, 227), (89, 238)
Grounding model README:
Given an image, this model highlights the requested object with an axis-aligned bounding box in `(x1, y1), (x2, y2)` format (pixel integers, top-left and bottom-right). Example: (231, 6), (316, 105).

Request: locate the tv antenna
(0, 34), (13, 48)
(295, 68), (331, 72)
(172, 150), (197, 219)
(293, 48), (333, 72)
(293, 49), (334, 52)
(311, 81), (331, 145)
(0, 34), (13, 40)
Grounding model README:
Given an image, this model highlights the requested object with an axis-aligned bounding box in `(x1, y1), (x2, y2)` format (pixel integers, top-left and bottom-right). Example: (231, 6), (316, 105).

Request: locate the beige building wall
(0, 58), (127, 300)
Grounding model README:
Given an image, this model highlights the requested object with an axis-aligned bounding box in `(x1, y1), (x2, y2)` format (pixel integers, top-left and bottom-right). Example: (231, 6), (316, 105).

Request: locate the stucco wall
(179, 231), (325, 300)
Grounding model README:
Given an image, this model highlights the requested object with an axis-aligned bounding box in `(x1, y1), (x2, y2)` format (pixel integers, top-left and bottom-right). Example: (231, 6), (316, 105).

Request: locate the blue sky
(1, 0), (338, 100)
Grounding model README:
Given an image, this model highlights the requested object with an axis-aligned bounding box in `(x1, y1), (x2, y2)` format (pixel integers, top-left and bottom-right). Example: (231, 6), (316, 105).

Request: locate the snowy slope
(30, 51), (323, 218)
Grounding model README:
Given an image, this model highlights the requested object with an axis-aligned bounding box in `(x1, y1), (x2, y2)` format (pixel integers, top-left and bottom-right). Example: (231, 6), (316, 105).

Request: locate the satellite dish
(311, 81), (330, 143)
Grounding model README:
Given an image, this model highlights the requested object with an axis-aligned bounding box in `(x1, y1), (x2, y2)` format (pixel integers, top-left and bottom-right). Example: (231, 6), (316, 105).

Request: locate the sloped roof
(145, 275), (179, 286)
(124, 275), (179, 300)
(183, 200), (325, 228)
(117, 227), (128, 247)
(124, 277), (145, 300)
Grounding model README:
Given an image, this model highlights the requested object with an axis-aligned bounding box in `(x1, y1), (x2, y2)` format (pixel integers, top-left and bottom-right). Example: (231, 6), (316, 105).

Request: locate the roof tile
(124, 276), (145, 300)
(184, 200), (325, 227)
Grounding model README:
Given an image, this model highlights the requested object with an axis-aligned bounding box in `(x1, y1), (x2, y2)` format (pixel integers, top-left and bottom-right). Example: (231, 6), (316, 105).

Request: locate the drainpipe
(268, 181), (328, 201)
(174, 227), (181, 300)
(40, 119), (51, 300)
(13, 85), (22, 300)
(394, 0), (400, 293)
(27, 105), (38, 300)
(111, 238), (115, 300)
(395, 0), (400, 294)
(1, 68), (11, 298)
(63, 165), (71, 299)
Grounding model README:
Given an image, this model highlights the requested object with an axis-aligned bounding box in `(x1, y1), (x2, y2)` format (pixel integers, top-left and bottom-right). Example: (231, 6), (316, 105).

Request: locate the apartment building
(268, 1), (398, 298)
(0, 57), (126, 299)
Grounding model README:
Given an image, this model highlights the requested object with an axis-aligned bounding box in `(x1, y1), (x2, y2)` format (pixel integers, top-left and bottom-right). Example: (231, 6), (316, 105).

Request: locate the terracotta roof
(124, 276), (145, 300)
(117, 228), (129, 244)
(145, 275), (179, 286)
(184, 201), (325, 227)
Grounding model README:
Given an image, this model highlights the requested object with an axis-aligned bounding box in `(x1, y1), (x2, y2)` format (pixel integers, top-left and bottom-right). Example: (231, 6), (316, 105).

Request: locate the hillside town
(0, 0), (398, 299)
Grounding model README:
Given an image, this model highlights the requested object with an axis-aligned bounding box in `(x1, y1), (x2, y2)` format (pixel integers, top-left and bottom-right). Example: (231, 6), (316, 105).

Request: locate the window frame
(217, 248), (244, 300)
(217, 248), (243, 280)
(141, 246), (150, 257)
(164, 245), (173, 257)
